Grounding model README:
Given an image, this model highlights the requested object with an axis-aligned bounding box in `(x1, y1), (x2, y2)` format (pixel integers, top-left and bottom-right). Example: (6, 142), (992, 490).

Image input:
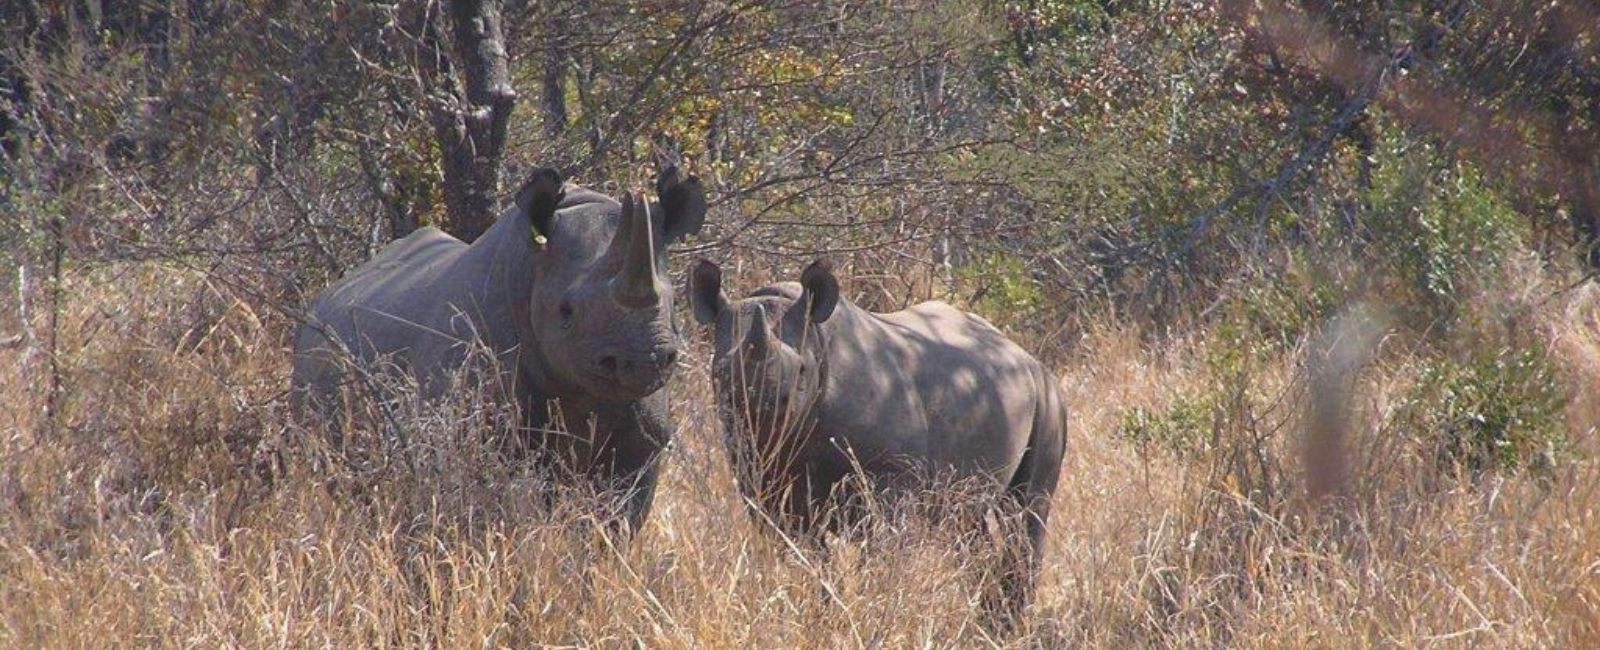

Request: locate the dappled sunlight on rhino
(691, 259), (1069, 625)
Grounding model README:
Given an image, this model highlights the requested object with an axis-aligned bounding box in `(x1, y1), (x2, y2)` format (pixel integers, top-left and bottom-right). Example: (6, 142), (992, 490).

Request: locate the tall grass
(1, 259), (1597, 649)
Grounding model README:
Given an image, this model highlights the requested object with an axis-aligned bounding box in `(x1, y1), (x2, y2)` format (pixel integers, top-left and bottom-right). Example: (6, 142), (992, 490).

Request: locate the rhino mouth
(579, 367), (670, 401)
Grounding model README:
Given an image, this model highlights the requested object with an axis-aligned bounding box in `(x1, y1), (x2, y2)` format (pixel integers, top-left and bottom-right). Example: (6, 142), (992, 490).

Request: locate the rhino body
(291, 168), (706, 527)
(691, 260), (1067, 617)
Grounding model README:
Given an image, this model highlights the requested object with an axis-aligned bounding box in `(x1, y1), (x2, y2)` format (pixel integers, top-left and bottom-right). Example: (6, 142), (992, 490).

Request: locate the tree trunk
(422, 0), (518, 244)
(1565, 148), (1600, 269)
(1552, 87), (1600, 269)
(0, 0), (44, 162)
(541, 10), (568, 141)
(251, 0), (331, 181)
(100, 0), (173, 164)
(573, 51), (603, 168)
(917, 54), (947, 139)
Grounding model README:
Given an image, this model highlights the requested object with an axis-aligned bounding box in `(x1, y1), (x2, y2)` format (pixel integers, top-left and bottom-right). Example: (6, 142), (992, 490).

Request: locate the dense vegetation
(2, 1), (1597, 647)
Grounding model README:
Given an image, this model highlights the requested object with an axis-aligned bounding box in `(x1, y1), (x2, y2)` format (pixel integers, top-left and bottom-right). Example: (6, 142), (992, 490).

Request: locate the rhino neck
(812, 300), (867, 397)
(810, 301), (917, 435)
(454, 204), (566, 399)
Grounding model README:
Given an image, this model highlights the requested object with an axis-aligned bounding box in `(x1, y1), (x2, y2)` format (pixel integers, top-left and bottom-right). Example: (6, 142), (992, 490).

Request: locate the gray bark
(423, 0), (518, 243)
(541, 11), (568, 140)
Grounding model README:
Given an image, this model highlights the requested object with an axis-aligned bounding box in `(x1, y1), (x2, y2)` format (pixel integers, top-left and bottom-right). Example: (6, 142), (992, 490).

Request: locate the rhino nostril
(599, 355), (618, 373)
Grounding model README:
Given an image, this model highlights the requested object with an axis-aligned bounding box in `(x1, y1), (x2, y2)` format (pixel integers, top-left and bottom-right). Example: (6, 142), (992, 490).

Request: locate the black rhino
(690, 259), (1067, 617)
(290, 166), (707, 527)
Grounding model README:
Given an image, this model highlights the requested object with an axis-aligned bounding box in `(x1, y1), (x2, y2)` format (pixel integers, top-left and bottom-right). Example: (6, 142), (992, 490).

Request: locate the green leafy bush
(954, 251), (1044, 323)
(1222, 255), (1344, 355)
(1363, 127), (1527, 314)
(1405, 343), (1568, 474)
(1116, 393), (1216, 456)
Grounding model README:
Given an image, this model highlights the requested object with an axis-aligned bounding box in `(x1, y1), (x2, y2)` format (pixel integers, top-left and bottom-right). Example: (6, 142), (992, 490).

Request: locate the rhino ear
(690, 259), (727, 325)
(656, 165), (707, 242)
(799, 260), (840, 324)
(516, 167), (565, 237)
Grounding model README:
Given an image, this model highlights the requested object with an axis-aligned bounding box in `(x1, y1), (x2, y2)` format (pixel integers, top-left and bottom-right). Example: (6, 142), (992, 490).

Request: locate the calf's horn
(744, 304), (771, 357)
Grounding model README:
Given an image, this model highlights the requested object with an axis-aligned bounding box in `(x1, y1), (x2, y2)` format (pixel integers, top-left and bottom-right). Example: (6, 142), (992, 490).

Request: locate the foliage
(1361, 124), (1528, 315)
(1218, 254), (1345, 355)
(1115, 392), (1216, 457)
(1403, 342), (1569, 475)
(954, 251), (1044, 321)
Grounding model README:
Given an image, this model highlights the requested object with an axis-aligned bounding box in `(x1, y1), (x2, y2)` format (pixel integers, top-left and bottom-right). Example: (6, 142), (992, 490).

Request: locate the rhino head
(689, 260), (840, 451)
(516, 166), (708, 400)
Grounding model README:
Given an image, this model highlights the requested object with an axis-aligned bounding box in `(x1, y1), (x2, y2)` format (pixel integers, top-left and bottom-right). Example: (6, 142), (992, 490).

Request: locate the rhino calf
(690, 259), (1068, 620)
(290, 165), (707, 528)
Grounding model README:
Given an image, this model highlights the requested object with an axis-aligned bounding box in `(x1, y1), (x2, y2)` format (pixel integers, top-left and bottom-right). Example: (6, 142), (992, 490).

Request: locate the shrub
(1363, 127), (1527, 317)
(1222, 257), (1344, 355)
(954, 251), (1044, 324)
(1405, 342), (1568, 474)
(1115, 392), (1216, 457)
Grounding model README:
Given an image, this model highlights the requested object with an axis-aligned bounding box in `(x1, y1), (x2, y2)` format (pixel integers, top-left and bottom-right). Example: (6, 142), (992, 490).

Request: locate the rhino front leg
(591, 394), (674, 534)
(615, 461), (661, 531)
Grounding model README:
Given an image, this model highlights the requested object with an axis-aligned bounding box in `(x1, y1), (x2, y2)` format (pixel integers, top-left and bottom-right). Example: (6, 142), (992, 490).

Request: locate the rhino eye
(558, 300), (574, 321)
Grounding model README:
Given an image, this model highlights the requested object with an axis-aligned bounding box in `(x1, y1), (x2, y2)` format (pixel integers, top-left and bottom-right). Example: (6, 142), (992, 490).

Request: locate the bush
(1404, 342), (1568, 474)
(1222, 256), (1344, 354)
(954, 251), (1044, 324)
(1363, 126), (1527, 317)
(1115, 392), (1216, 457)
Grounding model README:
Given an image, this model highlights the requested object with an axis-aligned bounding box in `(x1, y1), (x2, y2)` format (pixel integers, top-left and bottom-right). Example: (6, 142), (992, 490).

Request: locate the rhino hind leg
(976, 451), (1047, 631)
(983, 386), (1068, 631)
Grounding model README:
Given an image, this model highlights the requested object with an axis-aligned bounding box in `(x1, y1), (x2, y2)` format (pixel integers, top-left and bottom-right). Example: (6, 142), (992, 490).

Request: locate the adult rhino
(290, 166), (707, 528)
(689, 259), (1067, 619)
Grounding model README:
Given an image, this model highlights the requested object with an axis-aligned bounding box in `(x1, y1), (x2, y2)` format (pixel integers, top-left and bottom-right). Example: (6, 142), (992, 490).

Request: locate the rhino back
(316, 228), (464, 310)
(827, 301), (1041, 481)
(295, 227), (505, 399)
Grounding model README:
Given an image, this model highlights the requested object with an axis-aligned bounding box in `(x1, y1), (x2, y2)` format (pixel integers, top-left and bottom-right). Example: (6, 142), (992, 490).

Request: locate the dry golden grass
(2, 261), (1598, 649)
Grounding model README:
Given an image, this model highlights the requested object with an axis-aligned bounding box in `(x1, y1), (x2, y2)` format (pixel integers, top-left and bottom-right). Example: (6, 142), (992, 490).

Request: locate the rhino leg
(609, 455), (662, 533)
(985, 385), (1068, 630)
(586, 393), (675, 534)
(289, 322), (354, 435)
(515, 384), (673, 534)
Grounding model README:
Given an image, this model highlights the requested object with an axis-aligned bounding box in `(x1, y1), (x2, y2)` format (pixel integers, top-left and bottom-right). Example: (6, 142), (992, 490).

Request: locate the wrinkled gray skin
(690, 259), (1067, 618)
(290, 166), (707, 528)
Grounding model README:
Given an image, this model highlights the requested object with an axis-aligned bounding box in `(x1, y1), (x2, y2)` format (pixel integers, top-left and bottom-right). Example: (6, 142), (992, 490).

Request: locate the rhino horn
(612, 191), (662, 308)
(744, 303), (771, 357)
